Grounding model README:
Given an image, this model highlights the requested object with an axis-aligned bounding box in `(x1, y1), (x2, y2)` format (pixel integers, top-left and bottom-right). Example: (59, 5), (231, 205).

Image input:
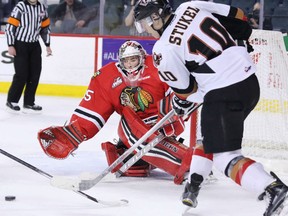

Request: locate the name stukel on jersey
(169, 6), (200, 46)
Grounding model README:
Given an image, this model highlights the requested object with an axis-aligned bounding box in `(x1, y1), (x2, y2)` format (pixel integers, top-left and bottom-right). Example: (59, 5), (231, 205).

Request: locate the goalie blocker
(102, 106), (193, 185)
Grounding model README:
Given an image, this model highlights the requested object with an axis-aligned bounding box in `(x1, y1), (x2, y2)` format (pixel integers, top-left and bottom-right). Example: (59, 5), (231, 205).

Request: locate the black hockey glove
(172, 95), (196, 117)
(246, 40), (254, 53)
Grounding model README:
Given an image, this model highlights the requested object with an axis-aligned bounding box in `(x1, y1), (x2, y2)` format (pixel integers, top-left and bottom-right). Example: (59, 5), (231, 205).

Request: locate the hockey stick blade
(0, 148), (128, 207)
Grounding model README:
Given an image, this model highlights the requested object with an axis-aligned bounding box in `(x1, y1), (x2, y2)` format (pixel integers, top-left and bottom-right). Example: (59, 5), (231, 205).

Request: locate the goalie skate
(259, 172), (288, 216)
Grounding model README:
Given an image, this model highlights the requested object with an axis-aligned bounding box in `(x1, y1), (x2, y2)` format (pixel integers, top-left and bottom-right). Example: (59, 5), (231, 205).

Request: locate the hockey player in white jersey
(133, 0), (288, 215)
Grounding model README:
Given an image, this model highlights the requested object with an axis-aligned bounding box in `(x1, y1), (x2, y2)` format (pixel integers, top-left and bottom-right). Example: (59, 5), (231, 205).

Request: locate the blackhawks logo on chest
(120, 86), (153, 112)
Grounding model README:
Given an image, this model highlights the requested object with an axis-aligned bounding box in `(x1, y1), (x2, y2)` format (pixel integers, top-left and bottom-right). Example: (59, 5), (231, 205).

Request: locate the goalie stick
(115, 103), (203, 177)
(0, 148), (128, 207)
(64, 109), (177, 191)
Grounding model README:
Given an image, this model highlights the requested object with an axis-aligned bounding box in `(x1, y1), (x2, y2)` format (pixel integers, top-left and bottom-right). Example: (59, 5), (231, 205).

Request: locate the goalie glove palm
(38, 120), (85, 159)
(172, 95), (196, 117)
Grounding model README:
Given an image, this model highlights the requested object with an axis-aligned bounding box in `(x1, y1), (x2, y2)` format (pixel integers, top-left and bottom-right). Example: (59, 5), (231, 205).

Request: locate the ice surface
(0, 93), (287, 216)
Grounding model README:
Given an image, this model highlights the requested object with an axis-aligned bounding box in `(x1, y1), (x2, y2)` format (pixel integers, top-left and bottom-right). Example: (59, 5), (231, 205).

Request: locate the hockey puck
(121, 199), (129, 204)
(5, 196), (16, 201)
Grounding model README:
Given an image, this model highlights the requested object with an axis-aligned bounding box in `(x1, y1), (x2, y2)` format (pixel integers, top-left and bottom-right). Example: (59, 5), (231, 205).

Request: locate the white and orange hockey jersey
(152, 1), (256, 103)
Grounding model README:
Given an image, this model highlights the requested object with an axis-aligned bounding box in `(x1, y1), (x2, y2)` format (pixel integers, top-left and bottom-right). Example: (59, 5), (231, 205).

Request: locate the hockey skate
(259, 172), (288, 216)
(6, 101), (20, 113)
(182, 173), (204, 208)
(23, 104), (42, 114)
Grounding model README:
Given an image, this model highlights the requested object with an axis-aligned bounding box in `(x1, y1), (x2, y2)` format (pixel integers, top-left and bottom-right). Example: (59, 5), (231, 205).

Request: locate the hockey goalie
(38, 40), (196, 184)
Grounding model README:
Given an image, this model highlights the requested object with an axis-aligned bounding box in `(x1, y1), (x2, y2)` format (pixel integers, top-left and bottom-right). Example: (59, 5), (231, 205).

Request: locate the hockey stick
(115, 133), (165, 178)
(64, 109), (176, 191)
(115, 103), (203, 177)
(0, 148), (128, 206)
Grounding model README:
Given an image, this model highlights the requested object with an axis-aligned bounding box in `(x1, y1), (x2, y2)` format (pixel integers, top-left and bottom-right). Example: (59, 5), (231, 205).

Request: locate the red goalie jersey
(70, 55), (170, 139)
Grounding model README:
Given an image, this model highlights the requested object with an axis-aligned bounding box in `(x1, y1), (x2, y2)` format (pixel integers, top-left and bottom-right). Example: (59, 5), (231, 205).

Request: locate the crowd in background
(0, 0), (288, 36)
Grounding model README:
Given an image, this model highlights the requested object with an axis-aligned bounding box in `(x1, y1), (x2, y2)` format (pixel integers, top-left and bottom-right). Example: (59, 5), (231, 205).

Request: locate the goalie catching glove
(38, 120), (86, 159)
(172, 94), (196, 117)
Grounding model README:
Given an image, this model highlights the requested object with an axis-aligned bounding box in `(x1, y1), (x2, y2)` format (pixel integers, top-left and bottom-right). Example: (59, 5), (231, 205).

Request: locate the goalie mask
(134, 0), (172, 34)
(118, 41), (147, 86)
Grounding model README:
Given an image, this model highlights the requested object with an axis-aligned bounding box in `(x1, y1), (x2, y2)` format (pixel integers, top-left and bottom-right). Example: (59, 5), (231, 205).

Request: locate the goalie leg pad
(121, 164), (151, 177)
(174, 147), (193, 185)
(101, 142), (123, 173)
(118, 107), (191, 183)
(101, 141), (152, 177)
(142, 137), (192, 184)
(118, 107), (157, 149)
(160, 116), (185, 137)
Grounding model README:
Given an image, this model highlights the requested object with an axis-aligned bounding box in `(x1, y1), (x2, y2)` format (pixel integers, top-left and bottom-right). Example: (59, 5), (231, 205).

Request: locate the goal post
(189, 30), (288, 172)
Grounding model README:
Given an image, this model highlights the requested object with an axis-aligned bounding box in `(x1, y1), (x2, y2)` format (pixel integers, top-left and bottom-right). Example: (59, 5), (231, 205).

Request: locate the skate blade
(22, 108), (42, 114)
(5, 107), (21, 114)
(276, 195), (288, 216)
(182, 206), (193, 216)
(204, 175), (218, 185)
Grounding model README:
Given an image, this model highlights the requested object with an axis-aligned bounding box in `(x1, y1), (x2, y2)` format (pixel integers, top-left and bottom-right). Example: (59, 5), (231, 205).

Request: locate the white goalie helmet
(118, 40), (147, 86)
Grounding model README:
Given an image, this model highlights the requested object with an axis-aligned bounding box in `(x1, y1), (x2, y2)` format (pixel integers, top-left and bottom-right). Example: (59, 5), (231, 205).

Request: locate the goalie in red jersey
(38, 40), (194, 184)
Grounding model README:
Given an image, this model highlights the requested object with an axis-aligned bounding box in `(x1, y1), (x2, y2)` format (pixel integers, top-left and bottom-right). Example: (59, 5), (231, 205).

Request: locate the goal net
(243, 30), (288, 161)
(190, 30), (288, 171)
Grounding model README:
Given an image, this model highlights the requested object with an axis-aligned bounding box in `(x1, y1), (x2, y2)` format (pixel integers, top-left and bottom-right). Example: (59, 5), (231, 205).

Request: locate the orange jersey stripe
(7, 17), (20, 27)
(41, 18), (50, 28)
